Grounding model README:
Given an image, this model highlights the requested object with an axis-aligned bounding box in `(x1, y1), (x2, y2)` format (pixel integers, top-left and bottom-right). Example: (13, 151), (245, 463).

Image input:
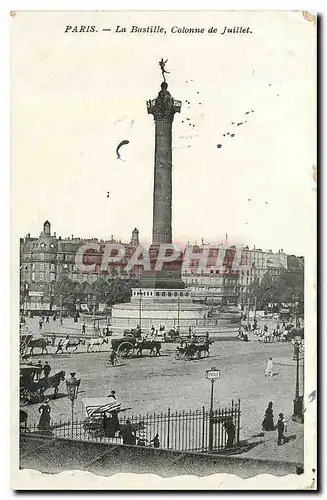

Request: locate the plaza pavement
(20, 316), (304, 464)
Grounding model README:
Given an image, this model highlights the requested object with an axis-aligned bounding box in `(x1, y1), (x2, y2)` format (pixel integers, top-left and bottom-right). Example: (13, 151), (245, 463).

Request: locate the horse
(55, 338), (85, 354)
(135, 340), (161, 357)
(193, 341), (210, 358)
(272, 329), (281, 343)
(65, 338), (85, 353)
(258, 331), (273, 343)
(29, 338), (51, 356)
(87, 337), (109, 353)
(38, 370), (66, 399)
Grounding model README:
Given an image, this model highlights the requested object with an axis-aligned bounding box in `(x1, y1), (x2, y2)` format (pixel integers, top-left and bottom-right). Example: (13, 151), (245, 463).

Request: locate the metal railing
(21, 401), (241, 453)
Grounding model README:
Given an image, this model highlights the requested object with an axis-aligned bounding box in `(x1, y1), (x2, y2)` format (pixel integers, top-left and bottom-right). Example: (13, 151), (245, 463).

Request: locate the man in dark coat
(225, 417), (236, 449)
(43, 361), (51, 380)
(277, 413), (286, 445)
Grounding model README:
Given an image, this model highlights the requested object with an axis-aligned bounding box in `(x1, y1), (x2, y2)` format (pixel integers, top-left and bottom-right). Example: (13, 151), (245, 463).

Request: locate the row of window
(23, 263), (56, 271)
(31, 272), (56, 282)
(132, 290), (190, 298)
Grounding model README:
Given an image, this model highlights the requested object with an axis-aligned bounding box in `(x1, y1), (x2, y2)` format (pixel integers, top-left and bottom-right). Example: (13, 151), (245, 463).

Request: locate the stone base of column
(139, 270), (185, 290)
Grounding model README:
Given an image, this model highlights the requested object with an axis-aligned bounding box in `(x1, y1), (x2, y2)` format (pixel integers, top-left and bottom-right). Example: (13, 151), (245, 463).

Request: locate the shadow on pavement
(283, 434), (297, 444)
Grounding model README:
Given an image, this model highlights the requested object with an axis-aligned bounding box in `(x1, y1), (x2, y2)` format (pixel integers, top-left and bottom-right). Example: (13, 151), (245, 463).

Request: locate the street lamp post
(177, 295), (180, 328)
(205, 367), (220, 451)
(60, 294), (63, 325)
(137, 289), (143, 328)
(66, 372), (81, 436)
(292, 337), (303, 421)
(246, 293), (250, 327)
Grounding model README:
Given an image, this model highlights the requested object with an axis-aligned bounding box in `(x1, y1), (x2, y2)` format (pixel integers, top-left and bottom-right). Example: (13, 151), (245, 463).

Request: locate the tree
(91, 278), (111, 304)
(249, 268), (304, 313)
(53, 276), (77, 311)
(91, 276), (138, 307)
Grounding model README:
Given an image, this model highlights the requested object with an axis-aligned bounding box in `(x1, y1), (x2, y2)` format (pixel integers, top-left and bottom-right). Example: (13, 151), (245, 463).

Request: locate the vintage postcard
(11, 10), (317, 490)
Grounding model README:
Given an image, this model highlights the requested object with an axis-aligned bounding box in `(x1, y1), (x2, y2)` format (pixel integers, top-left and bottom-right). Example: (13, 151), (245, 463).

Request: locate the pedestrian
(43, 361), (51, 380)
(265, 357), (274, 378)
(38, 399), (51, 431)
(224, 417), (236, 449)
(109, 350), (118, 366)
(82, 323), (86, 334)
(262, 401), (275, 431)
(55, 338), (63, 354)
(150, 433), (160, 448)
(264, 323), (268, 333)
(53, 314), (56, 322)
(35, 360), (42, 381)
(277, 413), (286, 445)
(121, 419), (136, 445)
(46, 316), (49, 324)
(39, 319), (43, 330)
(108, 390), (116, 399)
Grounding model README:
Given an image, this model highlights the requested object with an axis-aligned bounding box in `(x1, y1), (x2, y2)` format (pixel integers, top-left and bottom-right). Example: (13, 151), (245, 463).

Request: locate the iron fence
(22, 400), (241, 453)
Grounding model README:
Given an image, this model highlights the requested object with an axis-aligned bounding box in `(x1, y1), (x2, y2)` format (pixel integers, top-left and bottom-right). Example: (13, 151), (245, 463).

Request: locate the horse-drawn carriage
(20, 364), (65, 405)
(82, 398), (145, 443)
(175, 339), (210, 360)
(20, 334), (34, 357)
(123, 328), (142, 339)
(111, 335), (162, 358)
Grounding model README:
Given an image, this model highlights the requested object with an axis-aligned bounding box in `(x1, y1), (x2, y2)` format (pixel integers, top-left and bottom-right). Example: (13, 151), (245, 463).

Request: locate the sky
(11, 11), (316, 256)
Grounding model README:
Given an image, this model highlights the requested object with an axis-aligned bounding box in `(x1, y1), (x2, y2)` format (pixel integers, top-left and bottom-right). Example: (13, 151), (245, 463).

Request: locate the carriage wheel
(20, 388), (30, 405)
(174, 351), (182, 360)
(105, 359), (111, 368)
(117, 342), (134, 358)
(185, 352), (192, 361)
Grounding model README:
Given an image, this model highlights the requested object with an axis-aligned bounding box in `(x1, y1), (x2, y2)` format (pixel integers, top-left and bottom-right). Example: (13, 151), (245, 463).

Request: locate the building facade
(20, 221), (142, 312)
(181, 243), (288, 307)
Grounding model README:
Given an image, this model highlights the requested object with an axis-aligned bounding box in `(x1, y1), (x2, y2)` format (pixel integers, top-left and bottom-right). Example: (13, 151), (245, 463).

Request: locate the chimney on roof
(54, 232), (56, 238)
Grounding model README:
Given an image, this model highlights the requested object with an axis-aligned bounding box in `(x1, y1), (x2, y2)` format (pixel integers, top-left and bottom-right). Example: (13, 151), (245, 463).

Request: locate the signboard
(206, 368), (220, 380)
(29, 291), (44, 297)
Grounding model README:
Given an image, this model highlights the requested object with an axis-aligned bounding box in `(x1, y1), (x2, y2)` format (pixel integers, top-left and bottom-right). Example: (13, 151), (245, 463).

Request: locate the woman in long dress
(262, 401), (275, 431)
(38, 399), (51, 430)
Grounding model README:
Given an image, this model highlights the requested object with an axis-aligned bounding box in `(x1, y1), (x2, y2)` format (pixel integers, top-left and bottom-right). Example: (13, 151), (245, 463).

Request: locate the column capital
(147, 82), (181, 121)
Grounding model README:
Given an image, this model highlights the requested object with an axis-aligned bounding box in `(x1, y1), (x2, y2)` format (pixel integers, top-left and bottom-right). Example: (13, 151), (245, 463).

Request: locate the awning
(83, 397), (121, 417)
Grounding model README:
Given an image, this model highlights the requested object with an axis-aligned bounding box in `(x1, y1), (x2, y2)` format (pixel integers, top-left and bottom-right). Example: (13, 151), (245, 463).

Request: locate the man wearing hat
(277, 413), (286, 445)
(108, 390), (116, 399)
